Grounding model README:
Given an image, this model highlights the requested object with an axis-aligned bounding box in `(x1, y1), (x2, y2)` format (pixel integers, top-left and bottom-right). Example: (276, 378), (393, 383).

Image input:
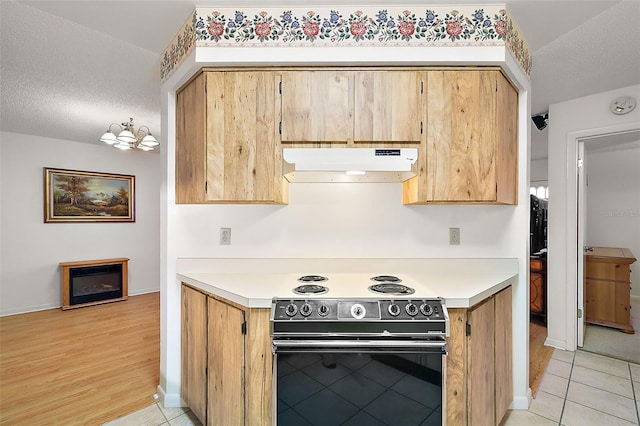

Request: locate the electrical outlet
(220, 228), (231, 245)
(449, 227), (460, 245)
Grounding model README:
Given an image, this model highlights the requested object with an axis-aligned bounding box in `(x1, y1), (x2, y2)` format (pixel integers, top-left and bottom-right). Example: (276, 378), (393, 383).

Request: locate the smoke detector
(611, 96), (636, 115)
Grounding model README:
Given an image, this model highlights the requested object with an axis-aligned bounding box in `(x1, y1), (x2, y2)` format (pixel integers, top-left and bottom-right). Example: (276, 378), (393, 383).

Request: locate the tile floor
(106, 349), (639, 426)
(502, 349), (640, 425)
(102, 403), (200, 426)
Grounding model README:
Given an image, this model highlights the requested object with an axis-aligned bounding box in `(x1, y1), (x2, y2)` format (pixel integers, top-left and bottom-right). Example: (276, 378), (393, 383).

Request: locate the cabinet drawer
(530, 258), (544, 272)
(586, 261), (631, 282)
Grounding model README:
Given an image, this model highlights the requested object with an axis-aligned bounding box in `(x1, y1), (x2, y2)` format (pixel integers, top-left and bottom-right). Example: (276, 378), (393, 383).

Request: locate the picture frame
(44, 168), (135, 223)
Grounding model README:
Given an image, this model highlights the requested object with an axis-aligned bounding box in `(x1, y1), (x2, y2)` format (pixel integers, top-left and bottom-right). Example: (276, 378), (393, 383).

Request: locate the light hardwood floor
(0, 292), (159, 425)
(529, 319), (554, 397)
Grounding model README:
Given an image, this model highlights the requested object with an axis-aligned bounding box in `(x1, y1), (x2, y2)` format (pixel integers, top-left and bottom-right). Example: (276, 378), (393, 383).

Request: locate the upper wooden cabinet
(176, 71), (288, 204)
(403, 70), (518, 204)
(280, 71), (354, 144)
(176, 67), (518, 205)
(280, 70), (425, 145)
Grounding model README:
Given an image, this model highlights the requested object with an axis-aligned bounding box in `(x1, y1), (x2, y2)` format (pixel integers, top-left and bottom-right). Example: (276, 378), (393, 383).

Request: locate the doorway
(576, 129), (640, 362)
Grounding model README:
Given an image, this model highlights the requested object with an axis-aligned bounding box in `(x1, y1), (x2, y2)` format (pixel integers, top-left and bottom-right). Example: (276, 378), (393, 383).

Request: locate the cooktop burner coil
(297, 275), (328, 283)
(370, 275), (402, 283)
(368, 283), (415, 295)
(293, 284), (329, 295)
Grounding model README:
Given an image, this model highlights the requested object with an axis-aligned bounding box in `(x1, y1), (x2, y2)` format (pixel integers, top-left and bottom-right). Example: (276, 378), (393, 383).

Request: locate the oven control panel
(271, 299), (446, 321)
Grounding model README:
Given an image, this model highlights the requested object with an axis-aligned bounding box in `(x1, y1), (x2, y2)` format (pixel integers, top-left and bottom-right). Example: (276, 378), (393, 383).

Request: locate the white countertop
(177, 269), (517, 309)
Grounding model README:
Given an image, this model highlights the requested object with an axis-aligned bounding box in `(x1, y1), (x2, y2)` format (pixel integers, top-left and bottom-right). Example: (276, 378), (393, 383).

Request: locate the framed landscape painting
(44, 168), (135, 223)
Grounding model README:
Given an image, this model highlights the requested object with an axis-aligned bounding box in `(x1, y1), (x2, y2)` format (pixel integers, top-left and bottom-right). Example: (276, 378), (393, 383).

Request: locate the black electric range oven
(270, 279), (449, 426)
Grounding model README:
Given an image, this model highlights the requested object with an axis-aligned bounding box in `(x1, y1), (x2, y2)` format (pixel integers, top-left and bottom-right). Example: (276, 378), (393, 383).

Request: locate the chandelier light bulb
(115, 141), (132, 150)
(140, 134), (159, 147)
(117, 129), (136, 144)
(99, 130), (118, 145)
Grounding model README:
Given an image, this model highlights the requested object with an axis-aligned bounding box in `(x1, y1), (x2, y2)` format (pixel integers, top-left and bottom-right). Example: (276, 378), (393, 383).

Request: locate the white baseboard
(544, 336), (569, 350)
(510, 391), (531, 410)
(156, 385), (185, 408)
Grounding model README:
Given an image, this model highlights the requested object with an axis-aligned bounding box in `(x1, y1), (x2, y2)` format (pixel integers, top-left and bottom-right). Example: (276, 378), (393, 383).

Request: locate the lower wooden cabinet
(446, 286), (512, 425)
(183, 284), (511, 425)
(181, 285), (207, 423)
(181, 284), (272, 426)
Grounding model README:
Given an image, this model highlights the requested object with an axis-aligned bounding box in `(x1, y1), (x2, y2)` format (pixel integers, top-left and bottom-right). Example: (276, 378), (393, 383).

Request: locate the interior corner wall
(0, 131), (161, 316)
(546, 84), (640, 350)
(530, 159), (548, 183)
(585, 145), (640, 298)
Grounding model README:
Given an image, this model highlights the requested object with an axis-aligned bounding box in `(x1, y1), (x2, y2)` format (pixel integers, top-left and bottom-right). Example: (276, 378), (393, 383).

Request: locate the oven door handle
(272, 339), (447, 354)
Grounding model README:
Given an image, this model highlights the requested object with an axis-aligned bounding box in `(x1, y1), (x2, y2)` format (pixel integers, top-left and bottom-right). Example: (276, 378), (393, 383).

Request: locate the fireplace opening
(70, 264), (122, 305)
(60, 258), (128, 310)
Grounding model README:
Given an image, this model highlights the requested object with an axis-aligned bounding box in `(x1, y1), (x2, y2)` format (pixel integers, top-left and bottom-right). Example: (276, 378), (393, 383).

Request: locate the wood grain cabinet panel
(281, 70), (425, 146)
(176, 73), (207, 204)
(468, 297), (496, 425)
(403, 69), (517, 204)
(281, 71), (353, 144)
(176, 71), (287, 204)
(446, 286), (512, 426)
(494, 286), (513, 423)
(585, 247), (636, 333)
(208, 297), (244, 425)
(181, 284), (272, 426)
(181, 286), (207, 425)
(353, 71), (425, 144)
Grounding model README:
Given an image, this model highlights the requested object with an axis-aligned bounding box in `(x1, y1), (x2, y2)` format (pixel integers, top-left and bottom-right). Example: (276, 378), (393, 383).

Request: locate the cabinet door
(281, 71), (354, 144)
(206, 72), (284, 202)
(468, 296), (495, 426)
(208, 298), (245, 426)
(426, 70), (497, 202)
(495, 72), (518, 204)
(354, 71), (425, 144)
(181, 286), (207, 424)
(494, 286), (513, 424)
(176, 74), (207, 203)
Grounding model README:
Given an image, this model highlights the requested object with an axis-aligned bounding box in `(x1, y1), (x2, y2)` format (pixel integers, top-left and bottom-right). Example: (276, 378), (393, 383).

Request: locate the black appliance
(271, 290), (448, 426)
(530, 194), (548, 254)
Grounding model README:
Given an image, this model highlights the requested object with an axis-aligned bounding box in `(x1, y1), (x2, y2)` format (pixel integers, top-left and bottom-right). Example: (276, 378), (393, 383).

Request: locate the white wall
(175, 184), (524, 258)
(546, 84), (640, 350)
(585, 145), (640, 298)
(530, 158), (548, 184)
(0, 131), (161, 315)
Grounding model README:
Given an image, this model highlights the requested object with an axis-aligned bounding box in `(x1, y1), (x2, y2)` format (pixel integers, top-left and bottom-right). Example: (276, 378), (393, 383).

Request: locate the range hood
(282, 148), (418, 183)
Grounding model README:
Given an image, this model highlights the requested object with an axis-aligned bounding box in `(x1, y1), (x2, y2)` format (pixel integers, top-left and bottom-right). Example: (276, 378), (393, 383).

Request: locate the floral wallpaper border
(161, 6), (530, 81)
(161, 12), (196, 81)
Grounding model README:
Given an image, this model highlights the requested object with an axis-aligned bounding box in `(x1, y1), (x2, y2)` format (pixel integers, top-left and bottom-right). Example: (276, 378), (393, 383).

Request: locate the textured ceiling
(1, 0), (639, 160)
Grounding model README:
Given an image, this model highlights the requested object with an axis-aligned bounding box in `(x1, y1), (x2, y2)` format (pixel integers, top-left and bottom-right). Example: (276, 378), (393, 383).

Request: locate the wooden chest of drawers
(585, 247), (636, 334)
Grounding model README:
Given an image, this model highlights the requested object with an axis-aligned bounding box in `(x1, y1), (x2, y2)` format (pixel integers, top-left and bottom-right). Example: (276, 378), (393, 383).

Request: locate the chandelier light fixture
(99, 118), (159, 151)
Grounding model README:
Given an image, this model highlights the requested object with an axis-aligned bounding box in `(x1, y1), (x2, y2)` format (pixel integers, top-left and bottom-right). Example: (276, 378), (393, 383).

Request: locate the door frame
(564, 122), (640, 350)
(576, 140), (586, 347)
